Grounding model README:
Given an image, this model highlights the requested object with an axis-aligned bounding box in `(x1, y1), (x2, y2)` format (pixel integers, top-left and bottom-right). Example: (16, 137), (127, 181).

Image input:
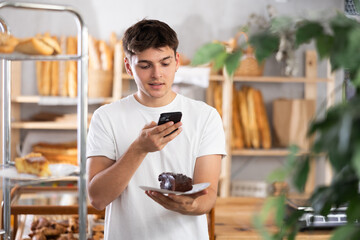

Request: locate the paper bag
(273, 99), (316, 150)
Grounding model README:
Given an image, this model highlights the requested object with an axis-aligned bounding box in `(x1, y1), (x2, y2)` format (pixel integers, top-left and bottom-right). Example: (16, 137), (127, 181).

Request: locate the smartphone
(158, 111), (182, 136)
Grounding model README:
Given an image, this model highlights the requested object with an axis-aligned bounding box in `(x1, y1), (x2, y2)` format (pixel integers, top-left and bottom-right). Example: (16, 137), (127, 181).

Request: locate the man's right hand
(134, 121), (182, 154)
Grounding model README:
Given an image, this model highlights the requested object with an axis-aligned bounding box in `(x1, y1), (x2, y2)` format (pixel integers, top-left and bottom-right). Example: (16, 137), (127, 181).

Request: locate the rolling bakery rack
(0, 2), (88, 239)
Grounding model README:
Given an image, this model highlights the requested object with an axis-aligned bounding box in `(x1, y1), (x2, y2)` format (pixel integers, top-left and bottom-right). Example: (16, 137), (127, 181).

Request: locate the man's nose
(152, 65), (162, 79)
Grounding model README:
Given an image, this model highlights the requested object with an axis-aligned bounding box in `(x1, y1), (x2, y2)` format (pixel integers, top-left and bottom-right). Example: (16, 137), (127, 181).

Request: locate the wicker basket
(234, 32), (264, 77)
(88, 69), (113, 98)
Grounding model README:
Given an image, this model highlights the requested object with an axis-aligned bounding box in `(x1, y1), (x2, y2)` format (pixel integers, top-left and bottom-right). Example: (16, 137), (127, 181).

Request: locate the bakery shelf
(11, 121), (79, 130)
(12, 95), (114, 105)
(124, 71), (329, 83)
(0, 53), (81, 61)
(0, 2), (89, 239)
(210, 74), (330, 83)
(215, 51), (336, 197)
(231, 148), (309, 157)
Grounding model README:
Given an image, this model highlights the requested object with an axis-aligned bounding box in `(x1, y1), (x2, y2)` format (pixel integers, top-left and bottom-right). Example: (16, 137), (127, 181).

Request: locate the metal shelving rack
(0, 2), (88, 239)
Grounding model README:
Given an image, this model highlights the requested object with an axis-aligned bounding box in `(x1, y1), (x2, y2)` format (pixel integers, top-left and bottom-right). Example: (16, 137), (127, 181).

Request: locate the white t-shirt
(87, 94), (226, 240)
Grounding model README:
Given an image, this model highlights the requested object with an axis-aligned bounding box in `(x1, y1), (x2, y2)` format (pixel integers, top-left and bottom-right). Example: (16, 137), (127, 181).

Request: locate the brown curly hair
(122, 19), (178, 60)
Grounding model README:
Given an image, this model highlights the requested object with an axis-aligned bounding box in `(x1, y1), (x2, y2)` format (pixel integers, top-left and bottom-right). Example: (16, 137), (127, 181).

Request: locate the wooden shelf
(232, 148), (308, 157)
(123, 70), (329, 83)
(12, 121), (78, 130)
(210, 74), (330, 83)
(11, 95), (114, 105)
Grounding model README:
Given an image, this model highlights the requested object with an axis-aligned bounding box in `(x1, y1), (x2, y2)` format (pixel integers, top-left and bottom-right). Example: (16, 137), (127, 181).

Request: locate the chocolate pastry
(158, 172), (193, 192)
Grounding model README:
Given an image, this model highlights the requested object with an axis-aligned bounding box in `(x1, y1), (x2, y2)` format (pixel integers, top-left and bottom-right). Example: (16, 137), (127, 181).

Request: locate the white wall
(0, 0), (345, 193)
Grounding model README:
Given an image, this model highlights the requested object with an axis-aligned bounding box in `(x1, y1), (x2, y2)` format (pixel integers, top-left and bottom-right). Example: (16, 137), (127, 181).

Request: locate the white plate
(139, 182), (210, 195)
(0, 164), (79, 180)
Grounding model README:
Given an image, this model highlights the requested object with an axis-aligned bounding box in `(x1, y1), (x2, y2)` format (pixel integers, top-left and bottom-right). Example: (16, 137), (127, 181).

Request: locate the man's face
(125, 46), (179, 106)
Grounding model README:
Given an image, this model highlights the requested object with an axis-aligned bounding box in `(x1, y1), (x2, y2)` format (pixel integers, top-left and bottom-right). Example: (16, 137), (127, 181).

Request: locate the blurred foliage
(191, 41), (242, 77)
(249, 11), (360, 240)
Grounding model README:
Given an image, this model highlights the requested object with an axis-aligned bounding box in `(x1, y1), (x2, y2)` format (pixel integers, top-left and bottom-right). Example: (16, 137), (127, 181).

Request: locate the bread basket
(234, 32), (264, 77)
(88, 69), (113, 98)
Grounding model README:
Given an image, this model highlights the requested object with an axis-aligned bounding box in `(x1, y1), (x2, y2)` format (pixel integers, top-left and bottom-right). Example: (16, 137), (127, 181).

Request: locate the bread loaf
(253, 89), (271, 149)
(15, 36), (60, 55)
(247, 87), (260, 148)
(66, 37), (77, 97)
(88, 35), (101, 70)
(238, 88), (251, 148)
(232, 87), (244, 149)
(99, 40), (113, 70)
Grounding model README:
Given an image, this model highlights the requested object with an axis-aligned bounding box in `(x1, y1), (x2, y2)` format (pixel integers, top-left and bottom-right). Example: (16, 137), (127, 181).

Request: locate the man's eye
(139, 65), (150, 69)
(162, 62), (170, 66)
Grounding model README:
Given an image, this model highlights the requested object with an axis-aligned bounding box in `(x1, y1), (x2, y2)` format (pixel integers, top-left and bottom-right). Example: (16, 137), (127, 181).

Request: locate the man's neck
(134, 91), (177, 107)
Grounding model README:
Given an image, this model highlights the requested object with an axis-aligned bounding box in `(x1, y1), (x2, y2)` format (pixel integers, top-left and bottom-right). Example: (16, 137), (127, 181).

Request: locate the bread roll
(41, 36), (61, 54)
(15, 37), (54, 55)
(0, 33), (19, 53)
(253, 89), (272, 149)
(247, 87), (260, 148)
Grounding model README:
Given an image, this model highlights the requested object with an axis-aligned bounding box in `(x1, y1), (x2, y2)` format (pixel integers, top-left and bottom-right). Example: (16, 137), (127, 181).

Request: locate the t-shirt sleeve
(87, 109), (116, 160)
(197, 108), (227, 158)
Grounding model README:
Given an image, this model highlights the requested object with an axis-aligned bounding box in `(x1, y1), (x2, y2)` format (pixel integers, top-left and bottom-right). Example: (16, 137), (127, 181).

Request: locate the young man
(87, 19), (226, 240)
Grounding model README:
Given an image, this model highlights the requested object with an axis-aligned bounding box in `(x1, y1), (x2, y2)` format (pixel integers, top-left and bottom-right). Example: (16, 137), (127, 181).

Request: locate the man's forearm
(88, 142), (147, 210)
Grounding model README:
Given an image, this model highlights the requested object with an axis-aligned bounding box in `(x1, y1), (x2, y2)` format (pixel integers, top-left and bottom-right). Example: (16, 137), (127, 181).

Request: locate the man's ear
(175, 52), (180, 71)
(124, 57), (133, 76)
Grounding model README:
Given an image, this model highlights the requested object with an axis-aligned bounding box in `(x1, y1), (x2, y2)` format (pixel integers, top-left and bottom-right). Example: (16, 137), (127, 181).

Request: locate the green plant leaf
(353, 67), (360, 88)
(315, 34), (333, 59)
(191, 43), (225, 66)
(295, 21), (324, 45)
(330, 224), (360, 240)
(351, 142), (360, 178)
(292, 156), (310, 192)
(270, 16), (294, 33)
(224, 49), (242, 76)
(213, 51), (228, 71)
(267, 169), (287, 182)
(274, 195), (286, 226)
(249, 31), (279, 62)
(347, 196), (360, 223)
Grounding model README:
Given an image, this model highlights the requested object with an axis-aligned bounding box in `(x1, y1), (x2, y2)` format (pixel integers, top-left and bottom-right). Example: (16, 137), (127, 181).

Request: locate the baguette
(88, 35), (101, 70)
(50, 36), (60, 96)
(59, 36), (68, 96)
(253, 89), (272, 149)
(247, 87), (260, 148)
(213, 82), (223, 117)
(36, 61), (43, 95)
(41, 61), (51, 95)
(109, 32), (117, 50)
(99, 40), (113, 70)
(232, 87), (244, 149)
(238, 88), (251, 148)
(66, 37), (77, 97)
(51, 61), (59, 96)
